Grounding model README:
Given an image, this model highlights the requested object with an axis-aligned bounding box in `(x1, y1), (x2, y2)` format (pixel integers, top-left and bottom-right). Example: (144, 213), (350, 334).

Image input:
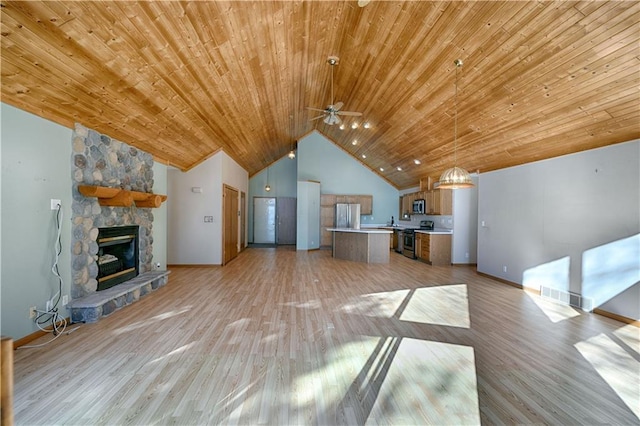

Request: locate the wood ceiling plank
(1, 1), (638, 186)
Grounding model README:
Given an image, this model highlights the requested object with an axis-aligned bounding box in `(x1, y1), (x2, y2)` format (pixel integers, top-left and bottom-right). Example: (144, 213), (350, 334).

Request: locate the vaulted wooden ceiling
(2, 1), (639, 189)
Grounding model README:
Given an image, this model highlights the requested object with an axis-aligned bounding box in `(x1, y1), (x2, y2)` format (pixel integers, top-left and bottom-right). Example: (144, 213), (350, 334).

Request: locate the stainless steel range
(403, 221), (435, 259)
(402, 228), (416, 259)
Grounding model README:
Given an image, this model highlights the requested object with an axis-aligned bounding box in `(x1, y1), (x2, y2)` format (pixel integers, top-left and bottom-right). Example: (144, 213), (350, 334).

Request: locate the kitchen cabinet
(332, 194), (373, 215)
(415, 233), (422, 258)
(425, 189), (452, 215)
(320, 194), (373, 246)
(321, 194), (337, 206)
(358, 195), (373, 215)
(417, 232), (452, 266)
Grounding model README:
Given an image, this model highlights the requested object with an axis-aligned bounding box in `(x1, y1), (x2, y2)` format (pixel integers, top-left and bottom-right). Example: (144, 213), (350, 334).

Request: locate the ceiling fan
(307, 56), (362, 125)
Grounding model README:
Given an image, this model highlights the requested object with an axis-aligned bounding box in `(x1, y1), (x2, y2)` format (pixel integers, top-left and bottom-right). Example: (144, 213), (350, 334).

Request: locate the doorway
(253, 197), (276, 244)
(240, 191), (246, 251)
(223, 185), (239, 264)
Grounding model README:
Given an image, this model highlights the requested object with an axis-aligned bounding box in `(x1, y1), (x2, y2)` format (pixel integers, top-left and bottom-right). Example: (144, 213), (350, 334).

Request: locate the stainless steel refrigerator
(335, 203), (361, 229)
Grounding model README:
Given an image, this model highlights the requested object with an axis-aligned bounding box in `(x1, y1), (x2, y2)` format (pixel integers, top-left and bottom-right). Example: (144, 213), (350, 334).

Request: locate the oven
(402, 229), (415, 259)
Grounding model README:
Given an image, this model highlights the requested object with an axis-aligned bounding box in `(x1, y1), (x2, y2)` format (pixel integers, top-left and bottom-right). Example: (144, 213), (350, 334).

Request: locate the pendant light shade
(439, 59), (474, 189)
(439, 166), (474, 189)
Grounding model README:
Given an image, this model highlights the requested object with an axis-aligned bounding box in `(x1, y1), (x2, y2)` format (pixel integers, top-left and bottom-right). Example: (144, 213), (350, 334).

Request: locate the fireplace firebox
(97, 226), (139, 291)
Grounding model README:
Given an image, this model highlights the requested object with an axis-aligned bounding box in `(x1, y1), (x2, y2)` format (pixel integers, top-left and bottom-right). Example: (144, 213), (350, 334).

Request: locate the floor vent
(539, 286), (593, 312)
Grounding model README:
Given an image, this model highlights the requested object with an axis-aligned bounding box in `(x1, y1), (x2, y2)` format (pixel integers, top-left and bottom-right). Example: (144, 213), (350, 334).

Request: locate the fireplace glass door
(97, 226), (139, 291)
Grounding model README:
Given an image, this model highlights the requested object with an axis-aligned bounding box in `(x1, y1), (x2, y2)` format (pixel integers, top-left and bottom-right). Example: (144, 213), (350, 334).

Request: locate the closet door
(223, 185), (239, 265)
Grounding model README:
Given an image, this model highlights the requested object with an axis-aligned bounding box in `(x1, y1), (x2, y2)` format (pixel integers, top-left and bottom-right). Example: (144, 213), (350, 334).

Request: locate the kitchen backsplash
(363, 214), (454, 230)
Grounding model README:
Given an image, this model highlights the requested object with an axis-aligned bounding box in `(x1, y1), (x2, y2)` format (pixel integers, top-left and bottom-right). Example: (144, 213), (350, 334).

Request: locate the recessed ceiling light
(380, 167), (384, 172)
(397, 167), (403, 171)
(361, 154), (367, 159)
(414, 159), (421, 165)
(351, 123), (359, 129)
(352, 140), (358, 145)
(363, 122), (371, 129)
(339, 124), (345, 130)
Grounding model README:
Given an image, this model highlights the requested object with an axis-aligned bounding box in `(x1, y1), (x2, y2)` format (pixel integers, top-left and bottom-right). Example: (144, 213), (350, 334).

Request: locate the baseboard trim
(13, 317), (71, 349)
(593, 308), (640, 328)
(167, 264), (220, 268)
(476, 271), (523, 289)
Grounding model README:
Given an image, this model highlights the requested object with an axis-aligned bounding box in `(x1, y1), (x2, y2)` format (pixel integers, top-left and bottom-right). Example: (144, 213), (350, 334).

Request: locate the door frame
(222, 184), (239, 265)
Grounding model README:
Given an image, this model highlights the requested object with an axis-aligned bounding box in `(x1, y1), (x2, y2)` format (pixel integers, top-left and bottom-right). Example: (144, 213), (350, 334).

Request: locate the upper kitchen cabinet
(334, 194), (373, 215)
(426, 189), (452, 215)
(358, 195), (373, 215)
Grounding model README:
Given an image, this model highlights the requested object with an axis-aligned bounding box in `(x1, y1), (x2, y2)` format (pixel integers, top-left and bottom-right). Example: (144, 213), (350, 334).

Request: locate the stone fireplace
(68, 123), (169, 322)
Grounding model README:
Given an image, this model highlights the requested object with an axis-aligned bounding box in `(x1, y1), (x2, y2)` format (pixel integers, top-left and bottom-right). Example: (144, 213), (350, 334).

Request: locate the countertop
(326, 228), (392, 234)
(373, 226), (453, 235)
(415, 229), (453, 235)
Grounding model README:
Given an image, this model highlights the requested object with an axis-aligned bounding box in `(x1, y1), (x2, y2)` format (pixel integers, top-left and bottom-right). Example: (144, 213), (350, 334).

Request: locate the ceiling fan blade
(309, 114), (326, 121)
(333, 101), (344, 111)
(306, 106), (327, 112)
(336, 110), (363, 117)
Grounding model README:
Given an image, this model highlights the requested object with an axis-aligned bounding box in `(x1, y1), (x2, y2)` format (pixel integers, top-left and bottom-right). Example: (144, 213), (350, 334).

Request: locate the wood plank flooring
(12, 247), (640, 425)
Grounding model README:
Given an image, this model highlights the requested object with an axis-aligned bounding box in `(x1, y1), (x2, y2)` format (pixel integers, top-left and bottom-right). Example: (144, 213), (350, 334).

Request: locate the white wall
(478, 140), (640, 319)
(152, 162), (168, 270)
(297, 131), (399, 225)
(167, 151), (248, 264)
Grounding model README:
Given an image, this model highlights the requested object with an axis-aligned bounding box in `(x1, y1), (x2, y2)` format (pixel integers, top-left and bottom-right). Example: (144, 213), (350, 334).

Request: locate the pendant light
(439, 59), (474, 189)
(288, 141), (296, 159)
(265, 167), (271, 192)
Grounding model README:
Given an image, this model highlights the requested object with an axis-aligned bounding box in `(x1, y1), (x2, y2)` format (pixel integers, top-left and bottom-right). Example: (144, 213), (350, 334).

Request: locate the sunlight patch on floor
(337, 289), (409, 318)
(614, 324), (640, 356)
(149, 342), (196, 365)
(575, 333), (640, 419)
(288, 336), (480, 424)
(525, 291), (581, 323)
(400, 285), (470, 328)
(111, 306), (192, 335)
(367, 338), (480, 424)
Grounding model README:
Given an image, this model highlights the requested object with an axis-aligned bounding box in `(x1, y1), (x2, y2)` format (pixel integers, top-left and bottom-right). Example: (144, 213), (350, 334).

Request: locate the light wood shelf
(78, 185), (167, 208)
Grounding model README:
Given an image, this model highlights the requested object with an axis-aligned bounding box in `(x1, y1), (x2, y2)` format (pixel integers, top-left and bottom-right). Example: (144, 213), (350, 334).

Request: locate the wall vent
(540, 286), (593, 312)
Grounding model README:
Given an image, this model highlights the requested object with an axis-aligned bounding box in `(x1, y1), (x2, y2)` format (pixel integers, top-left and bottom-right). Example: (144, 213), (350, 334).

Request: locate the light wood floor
(12, 247), (640, 425)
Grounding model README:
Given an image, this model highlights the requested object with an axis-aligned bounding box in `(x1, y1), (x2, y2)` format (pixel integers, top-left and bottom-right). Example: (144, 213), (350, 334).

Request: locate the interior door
(276, 197), (297, 245)
(253, 197), (276, 244)
(223, 185), (239, 265)
(240, 191), (246, 251)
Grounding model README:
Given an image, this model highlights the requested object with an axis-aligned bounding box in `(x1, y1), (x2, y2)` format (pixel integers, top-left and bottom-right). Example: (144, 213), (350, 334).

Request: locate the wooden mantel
(78, 185), (167, 208)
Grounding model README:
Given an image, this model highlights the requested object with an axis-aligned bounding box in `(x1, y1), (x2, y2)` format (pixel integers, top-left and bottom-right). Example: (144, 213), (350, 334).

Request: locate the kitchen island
(327, 228), (393, 263)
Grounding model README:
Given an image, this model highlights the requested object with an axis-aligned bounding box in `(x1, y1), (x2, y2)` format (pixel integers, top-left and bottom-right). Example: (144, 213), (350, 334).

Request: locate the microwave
(412, 199), (425, 214)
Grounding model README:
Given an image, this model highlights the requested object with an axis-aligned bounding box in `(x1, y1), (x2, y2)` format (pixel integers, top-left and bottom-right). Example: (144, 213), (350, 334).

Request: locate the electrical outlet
(62, 295), (69, 306)
(50, 199), (61, 210)
(503, 265), (507, 273)
(29, 306), (36, 319)
(46, 300), (52, 311)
